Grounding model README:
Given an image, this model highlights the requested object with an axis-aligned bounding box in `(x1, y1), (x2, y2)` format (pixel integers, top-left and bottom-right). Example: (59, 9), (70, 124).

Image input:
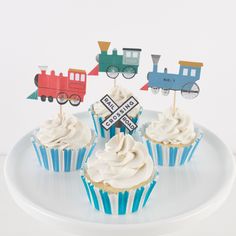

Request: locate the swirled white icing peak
(86, 133), (154, 189)
(146, 108), (196, 145)
(36, 113), (92, 149)
(92, 85), (141, 118)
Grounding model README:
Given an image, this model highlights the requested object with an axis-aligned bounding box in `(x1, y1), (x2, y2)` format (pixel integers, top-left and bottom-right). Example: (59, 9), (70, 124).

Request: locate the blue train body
(146, 55), (203, 99)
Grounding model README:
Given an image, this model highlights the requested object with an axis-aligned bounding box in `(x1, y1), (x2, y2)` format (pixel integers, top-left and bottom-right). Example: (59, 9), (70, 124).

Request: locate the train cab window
(183, 68), (188, 76)
(75, 73), (80, 81)
(126, 51), (131, 58)
(132, 51), (138, 58)
(191, 69), (196, 77)
(70, 73), (74, 80)
(81, 74), (85, 81)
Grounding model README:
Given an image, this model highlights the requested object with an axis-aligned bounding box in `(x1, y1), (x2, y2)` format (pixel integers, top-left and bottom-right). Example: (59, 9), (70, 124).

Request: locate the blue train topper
(141, 55), (203, 99)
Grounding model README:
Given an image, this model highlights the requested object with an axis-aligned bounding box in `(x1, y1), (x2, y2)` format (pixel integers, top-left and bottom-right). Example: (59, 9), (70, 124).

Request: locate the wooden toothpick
(172, 91), (176, 115)
(60, 105), (63, 124)
(115, 125), (121, 141)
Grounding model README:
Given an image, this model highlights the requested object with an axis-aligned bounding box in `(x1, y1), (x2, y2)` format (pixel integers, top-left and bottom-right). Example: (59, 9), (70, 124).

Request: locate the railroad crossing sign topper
(100, 95), (139, 131)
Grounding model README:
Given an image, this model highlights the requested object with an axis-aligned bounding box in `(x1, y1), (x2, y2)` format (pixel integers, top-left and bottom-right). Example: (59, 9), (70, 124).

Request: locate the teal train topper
(89, 41), (142, 80)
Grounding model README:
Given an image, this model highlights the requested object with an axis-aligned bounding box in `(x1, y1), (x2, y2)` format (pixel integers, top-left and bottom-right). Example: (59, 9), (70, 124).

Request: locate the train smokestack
(98, 41), (111, 53)
(151, 55), (160, 72)
(38, 65), (48, 74)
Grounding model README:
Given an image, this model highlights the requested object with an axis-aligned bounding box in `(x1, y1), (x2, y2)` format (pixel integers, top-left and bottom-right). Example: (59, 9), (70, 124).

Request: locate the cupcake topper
(140, 55), (204, 114)
(89, 41), (142, 88)
(100, 94), (139, 132)
(27, 66), (88, 121)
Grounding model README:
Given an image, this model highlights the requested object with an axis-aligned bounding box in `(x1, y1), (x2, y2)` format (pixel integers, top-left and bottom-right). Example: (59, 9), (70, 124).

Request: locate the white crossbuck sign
(100, 95), (139, 131)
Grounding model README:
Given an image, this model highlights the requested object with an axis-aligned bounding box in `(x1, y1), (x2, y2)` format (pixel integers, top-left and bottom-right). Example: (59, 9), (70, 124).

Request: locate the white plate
(4, 110), (236, 236)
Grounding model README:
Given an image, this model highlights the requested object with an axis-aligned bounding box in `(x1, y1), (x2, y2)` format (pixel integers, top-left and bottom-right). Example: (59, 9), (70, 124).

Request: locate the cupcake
(89, 85), (142, 139)
(31, 112), (96, 172)
(140, 108), (203, 167)
(81, 133), (158, 215)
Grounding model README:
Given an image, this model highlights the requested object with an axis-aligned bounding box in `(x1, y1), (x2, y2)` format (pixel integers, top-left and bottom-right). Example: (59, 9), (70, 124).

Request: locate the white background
(0, 0), (236, 235)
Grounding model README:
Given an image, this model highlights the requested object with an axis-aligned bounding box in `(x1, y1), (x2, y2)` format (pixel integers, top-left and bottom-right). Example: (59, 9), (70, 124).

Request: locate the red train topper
(28, 66), (87, 106)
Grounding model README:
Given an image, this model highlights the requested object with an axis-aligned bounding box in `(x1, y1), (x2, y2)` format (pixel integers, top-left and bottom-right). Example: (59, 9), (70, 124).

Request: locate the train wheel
(161, 89), (170, 96)
(106, 66), (119, 79)
(41, 95), (46, 102)
(122, 66), (136, 79)
(34, 74), (39, 87)
(181, 83), (200, 99)
(56, 92), (68, 105)
(48, 96), (53, 102)
(151, 87), (159, 95)
(69, 94), (81, 106)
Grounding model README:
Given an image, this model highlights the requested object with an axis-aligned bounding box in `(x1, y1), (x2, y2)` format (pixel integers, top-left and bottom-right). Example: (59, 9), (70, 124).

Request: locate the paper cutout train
(28, 66), (87, 106)
(89, 41), (142, 79)
(28, 41), (204, 106)
(141, 55), (203, 99)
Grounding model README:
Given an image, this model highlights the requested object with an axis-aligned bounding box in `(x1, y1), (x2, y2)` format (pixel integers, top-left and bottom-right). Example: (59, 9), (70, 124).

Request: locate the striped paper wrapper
(89, 106), (143, 140)
(80, 171), (158, 215)
(139, 123), (203, 167)
(31, 130), (97, 172)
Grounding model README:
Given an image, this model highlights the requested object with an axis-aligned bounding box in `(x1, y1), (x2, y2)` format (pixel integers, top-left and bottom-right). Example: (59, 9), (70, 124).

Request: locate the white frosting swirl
(36, 113), (92, 149)
(92, 85), (141, 118)
(86, 133), (154, 189)
(146, 108), (196, 145)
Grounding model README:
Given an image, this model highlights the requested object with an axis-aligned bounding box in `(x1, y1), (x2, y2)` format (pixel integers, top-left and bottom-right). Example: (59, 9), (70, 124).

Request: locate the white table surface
(1, 153), (236, 236)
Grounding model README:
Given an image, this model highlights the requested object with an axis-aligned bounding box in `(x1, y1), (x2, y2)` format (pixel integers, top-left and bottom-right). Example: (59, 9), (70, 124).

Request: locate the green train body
(97, 42), (141, 79)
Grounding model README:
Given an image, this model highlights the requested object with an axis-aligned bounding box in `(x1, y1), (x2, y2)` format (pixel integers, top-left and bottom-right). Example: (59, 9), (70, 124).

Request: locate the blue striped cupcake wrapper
(140, 123), (203, 167)
(80, 170), (158, 215)
(31, 130), (97, 172)
(89, 106), (143, 140)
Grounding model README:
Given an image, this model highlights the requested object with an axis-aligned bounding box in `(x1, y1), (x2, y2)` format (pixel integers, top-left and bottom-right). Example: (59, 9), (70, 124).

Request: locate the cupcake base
(140, 123), (203, 167)
(31, 131), (97, 172)
(81, 171), (158, 215)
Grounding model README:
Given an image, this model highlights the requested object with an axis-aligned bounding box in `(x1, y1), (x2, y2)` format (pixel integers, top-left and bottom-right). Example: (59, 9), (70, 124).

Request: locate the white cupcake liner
(31, 130), (97, 172)
(89, 106), (143, 140)
(139, 123), (203, 167)
(80, 170), (158, 215)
